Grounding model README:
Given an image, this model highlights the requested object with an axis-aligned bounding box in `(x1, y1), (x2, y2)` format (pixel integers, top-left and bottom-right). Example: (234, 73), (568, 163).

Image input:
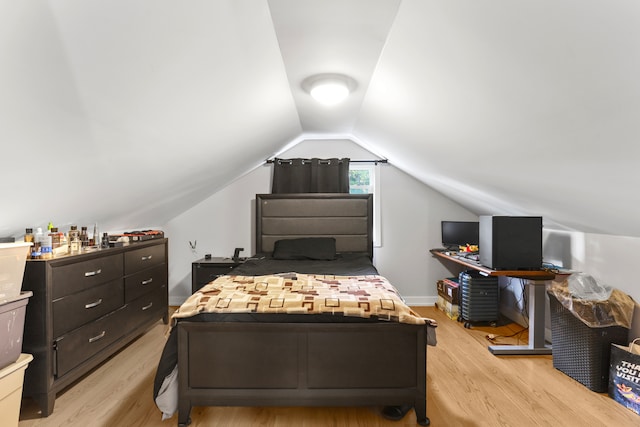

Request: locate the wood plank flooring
(18, 306), (639, 427)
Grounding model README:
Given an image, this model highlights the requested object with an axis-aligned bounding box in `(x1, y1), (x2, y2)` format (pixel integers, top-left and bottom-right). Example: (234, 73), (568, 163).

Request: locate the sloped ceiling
(1, 0), (639, 238)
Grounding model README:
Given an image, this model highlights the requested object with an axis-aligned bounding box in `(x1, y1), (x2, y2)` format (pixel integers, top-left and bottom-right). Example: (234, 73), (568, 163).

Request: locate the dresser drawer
(124, 244), (165, 275)
(54, 306), (127, 378)
(124, 264), (166, 303)
(126, 285), (167, 331)
(52, 254), (123, 299)
(52, 279), (125, 337)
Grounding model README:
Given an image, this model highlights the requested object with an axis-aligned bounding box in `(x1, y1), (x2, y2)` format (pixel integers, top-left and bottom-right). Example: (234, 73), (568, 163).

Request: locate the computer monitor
(479, 216), (542, 270)
(441, 221), (479, 250)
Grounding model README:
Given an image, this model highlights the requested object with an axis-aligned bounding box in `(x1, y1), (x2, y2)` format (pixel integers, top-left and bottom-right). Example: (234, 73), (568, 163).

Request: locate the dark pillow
(272, 237), (337, 260)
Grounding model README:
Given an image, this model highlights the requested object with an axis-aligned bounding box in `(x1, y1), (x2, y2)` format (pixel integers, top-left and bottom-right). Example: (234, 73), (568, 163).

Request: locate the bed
(154, 193), (434, 426)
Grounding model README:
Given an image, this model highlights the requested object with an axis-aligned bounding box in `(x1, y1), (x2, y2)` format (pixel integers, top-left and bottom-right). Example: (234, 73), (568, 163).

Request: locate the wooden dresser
(21, 238), (169, 416)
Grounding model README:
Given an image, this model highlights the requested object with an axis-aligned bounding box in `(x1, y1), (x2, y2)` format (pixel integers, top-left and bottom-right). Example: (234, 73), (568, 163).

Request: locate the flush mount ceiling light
(302, 74), (357, 106)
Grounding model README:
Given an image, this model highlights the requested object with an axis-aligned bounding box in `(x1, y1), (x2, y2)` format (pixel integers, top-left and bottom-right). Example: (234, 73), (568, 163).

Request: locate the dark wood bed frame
(176, 194), (429, 426)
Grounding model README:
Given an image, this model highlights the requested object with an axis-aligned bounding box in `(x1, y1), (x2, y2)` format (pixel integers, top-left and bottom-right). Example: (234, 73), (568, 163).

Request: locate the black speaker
(479, 216), (542, 270)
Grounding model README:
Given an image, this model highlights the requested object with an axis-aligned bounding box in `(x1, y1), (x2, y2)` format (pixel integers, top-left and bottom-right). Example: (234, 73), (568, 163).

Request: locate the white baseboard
(170, 296), (188, 307)
(404, 296), (438, 306)
(500, 305), (528, 327)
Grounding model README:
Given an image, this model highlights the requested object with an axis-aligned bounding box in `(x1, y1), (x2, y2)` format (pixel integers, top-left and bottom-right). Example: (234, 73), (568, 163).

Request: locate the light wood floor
(18, 306), (638, 427)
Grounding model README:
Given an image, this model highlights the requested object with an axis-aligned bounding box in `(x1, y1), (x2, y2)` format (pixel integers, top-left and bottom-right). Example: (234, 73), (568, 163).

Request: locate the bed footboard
(177, 321), (428, 426)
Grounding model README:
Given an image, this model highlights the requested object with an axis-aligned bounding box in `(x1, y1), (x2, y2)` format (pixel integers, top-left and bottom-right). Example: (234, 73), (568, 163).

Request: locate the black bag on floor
(608, 338), (640, 415)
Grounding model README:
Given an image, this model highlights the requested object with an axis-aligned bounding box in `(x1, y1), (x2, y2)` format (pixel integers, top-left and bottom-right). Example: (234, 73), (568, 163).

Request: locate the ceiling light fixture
(302, 74), (357, 106)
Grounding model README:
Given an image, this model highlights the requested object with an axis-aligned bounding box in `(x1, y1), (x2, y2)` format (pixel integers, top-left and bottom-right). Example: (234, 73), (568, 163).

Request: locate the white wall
(544, 229), (640, 304)
(373, 165), (477, 305)
(163, 167), (271, 303)
(498, 229), (640, 339)
(163, 138), (477, 305)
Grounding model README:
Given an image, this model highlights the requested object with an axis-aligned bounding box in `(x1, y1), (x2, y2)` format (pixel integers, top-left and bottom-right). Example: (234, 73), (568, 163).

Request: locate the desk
(431, 249), (555, 355)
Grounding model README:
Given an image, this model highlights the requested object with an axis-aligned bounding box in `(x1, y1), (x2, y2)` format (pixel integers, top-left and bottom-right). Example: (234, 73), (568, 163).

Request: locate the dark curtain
(271, 158), (350, 193)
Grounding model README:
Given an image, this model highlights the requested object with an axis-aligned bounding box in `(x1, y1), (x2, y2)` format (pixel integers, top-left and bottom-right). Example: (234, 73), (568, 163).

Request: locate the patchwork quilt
(172, 273), (428, 325)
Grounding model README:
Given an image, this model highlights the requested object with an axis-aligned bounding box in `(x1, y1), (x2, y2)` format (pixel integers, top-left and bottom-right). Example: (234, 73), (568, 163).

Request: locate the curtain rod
(265, 159), (388, 165)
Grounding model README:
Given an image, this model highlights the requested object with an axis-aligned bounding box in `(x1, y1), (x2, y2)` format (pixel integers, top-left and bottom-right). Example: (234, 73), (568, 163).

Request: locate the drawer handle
(141, 278), (153, 285)
(88, 331), (106, 343)
(85, 299), (103, 309)
(141, 255), (153, 261)
(84, 269), (102, 277)
(142, 302), (153, 311)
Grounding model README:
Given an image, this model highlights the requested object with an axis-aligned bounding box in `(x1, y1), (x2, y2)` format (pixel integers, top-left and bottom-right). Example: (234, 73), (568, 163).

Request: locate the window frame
(349, 163), (381, 247)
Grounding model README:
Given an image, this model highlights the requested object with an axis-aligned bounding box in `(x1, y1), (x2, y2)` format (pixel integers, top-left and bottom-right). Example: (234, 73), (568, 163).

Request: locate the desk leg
(489, 280), (552, 355)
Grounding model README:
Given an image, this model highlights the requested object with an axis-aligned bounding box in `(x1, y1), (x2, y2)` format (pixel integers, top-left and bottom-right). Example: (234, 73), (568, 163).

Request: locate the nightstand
(191, 257), (245, 293)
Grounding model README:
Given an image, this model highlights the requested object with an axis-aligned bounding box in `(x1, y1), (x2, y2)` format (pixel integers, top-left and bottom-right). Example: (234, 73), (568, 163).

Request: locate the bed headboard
(255, 193), (373, 259)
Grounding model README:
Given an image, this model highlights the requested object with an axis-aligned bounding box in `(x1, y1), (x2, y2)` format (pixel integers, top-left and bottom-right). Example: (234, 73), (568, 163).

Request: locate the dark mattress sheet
(231, 253), (379, 276)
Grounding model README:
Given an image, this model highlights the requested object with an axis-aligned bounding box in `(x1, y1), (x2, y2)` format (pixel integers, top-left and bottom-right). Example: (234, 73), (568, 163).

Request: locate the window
(349, 164), (375, 194)
(349, 163), (381, 247)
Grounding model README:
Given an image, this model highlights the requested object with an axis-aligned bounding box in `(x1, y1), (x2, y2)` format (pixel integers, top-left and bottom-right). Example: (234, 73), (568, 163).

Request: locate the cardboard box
(437, 278), (460, 304)
(436, 295), (459, 320)
(0, 292), (31, 370)
(0, 242), (31, 301)
(0, 353), (33, 427)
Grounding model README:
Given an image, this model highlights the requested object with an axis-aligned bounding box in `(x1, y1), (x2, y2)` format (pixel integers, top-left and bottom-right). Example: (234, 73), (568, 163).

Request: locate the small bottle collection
(25, 222), (109, 259)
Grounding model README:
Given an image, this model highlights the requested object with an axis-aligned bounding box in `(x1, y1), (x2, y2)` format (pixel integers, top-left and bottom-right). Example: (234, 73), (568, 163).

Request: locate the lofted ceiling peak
(268, 0), (401, 134)
(2, 1), (640, 239)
